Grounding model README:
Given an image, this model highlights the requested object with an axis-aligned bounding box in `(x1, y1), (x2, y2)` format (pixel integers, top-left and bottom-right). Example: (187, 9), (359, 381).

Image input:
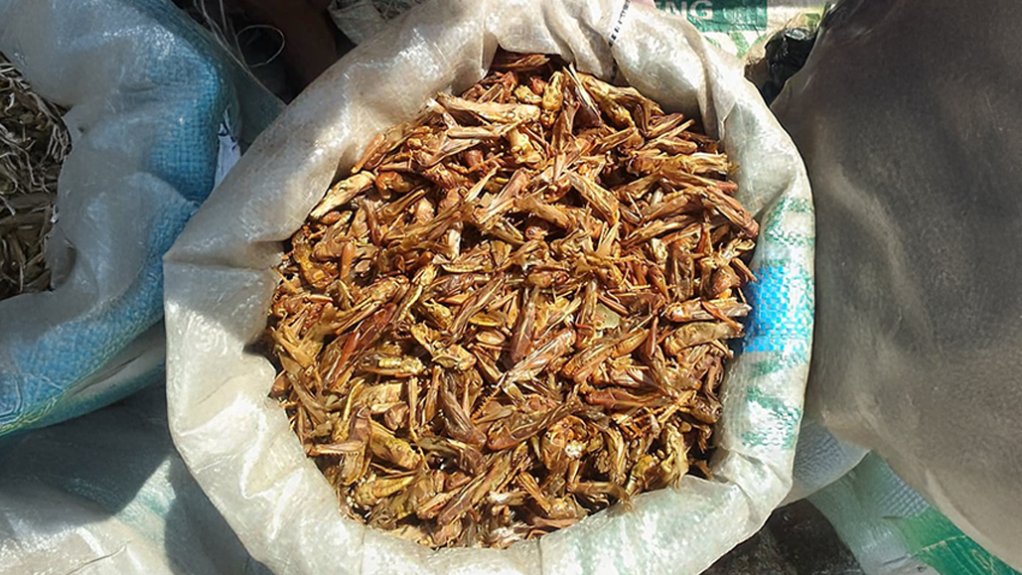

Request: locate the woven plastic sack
(0, 0), (277, 436)
(809, 455), (1019, 575)
(653, 0), (829, 59)
(164, 1), (814, 573)
(0, 384), (269, 575)
(326, 0), (830, 61)
(773, 0), (1022, 570)
(328, 0), (426, 44)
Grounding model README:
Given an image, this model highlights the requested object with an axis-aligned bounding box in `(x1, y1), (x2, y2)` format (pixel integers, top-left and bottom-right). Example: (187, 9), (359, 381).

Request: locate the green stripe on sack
(746, 351), (805, 377)
(895, 510), (1020, 575)
(761, 196), (815, 247)
(655, 0), (769, 33)
(768, 196), (813, 216)
(740, 386), (801, 449)
(729, 31), (751, 57)
(764, 230), (815, 248)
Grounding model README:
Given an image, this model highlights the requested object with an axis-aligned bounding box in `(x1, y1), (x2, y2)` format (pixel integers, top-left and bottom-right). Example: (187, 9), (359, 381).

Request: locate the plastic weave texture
(164, 1), (815, 573)
(0, 0), (238, 435)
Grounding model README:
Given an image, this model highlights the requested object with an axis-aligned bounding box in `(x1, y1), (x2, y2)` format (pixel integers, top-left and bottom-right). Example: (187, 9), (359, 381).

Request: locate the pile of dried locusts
(268, 51), (759, 548)
(0, 54), (70, 300)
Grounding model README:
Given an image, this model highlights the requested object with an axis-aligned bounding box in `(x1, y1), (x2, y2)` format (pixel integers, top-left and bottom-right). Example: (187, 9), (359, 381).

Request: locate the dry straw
(0, 54), (70, 300)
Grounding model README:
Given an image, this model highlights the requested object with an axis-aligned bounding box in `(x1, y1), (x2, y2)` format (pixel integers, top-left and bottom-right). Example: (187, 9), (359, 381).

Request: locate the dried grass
(0, 53), (70, 300)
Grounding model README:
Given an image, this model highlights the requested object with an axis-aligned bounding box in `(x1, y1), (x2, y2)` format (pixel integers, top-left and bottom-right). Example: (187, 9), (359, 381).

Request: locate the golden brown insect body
(267, 51), (757, 549)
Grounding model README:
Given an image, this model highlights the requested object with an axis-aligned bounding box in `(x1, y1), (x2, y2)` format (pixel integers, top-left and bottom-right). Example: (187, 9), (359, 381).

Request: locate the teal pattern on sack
(812, 455), (1020, 575)
(741, 386), (802, 449)
(732, 186), (813, 450)
(655, 0), (769, 32)
(728, 31), (751, 55)
(895, 510), (1020, 575)
(764, 197), (815, 248)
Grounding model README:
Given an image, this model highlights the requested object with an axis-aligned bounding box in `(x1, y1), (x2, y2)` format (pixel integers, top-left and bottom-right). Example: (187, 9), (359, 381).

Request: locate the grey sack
(773, 0), (1022, 569)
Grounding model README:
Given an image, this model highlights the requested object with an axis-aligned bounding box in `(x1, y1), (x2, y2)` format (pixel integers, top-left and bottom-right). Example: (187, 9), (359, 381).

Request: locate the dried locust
(267, 51), (758, 549)
(0, 53), (69, 300)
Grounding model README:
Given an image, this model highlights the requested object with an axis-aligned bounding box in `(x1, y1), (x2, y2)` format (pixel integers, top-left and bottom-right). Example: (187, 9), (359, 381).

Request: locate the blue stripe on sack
(736, 260), (812, 449)
(740, 263), (813, 362)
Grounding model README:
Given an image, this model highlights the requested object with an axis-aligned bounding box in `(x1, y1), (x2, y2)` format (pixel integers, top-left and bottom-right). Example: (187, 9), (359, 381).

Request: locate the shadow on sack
(0, 384), (268, 575)
(775, 0), (1022, 571)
